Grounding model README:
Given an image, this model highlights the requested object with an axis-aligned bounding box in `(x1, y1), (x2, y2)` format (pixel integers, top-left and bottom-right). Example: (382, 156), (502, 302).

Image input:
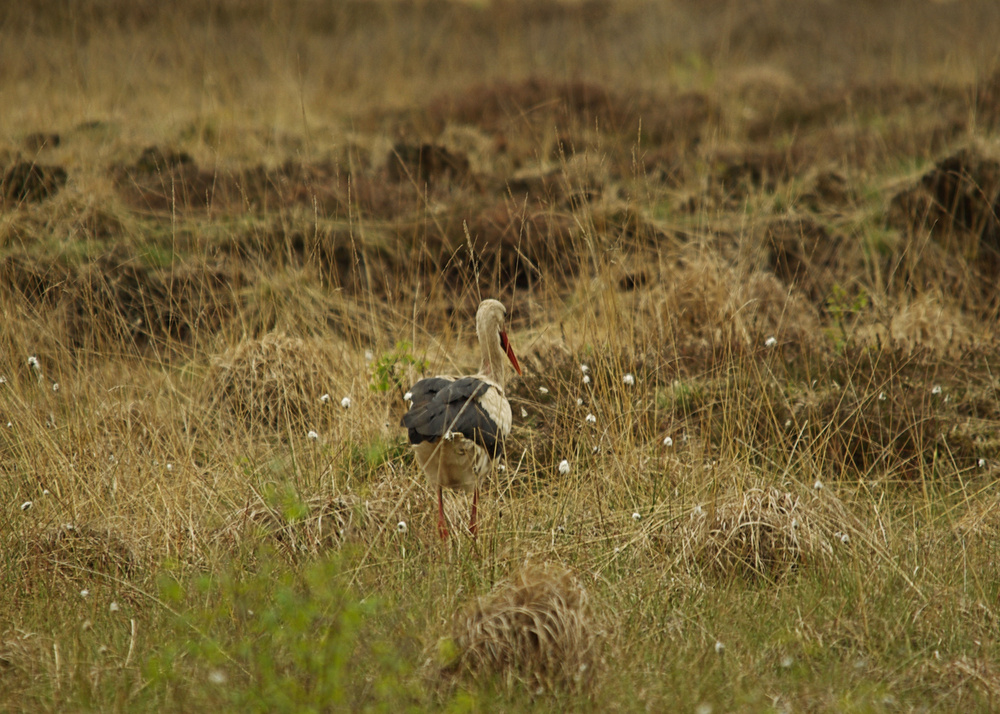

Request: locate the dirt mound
(462, 202), (579, 290)
(22, 132), (60, 152)
(386, 142), (471, 185)
(0, 254), (69, 306)
(113, 147), (355, 217)
(1, 161), (68, 205)
(64, 252), (241, 350)
(887, 148), (1000, 309)
(428, 78), (714, 147)
(763, 217), (844, 304)
(888, 148), (1000, 273)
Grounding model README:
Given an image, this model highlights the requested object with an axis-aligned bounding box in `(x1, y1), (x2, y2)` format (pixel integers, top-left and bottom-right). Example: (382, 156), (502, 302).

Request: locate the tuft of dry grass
(206, 331), (341, 433)
(680, 483), (841, 581)
(448, 563), (602, 693)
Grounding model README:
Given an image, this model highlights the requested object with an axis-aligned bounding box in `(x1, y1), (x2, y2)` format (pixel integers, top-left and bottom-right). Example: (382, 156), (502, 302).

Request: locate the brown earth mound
(64, 252), (241, 350)
(1, 161), (68, 205)
(888, 148), (1000, 269)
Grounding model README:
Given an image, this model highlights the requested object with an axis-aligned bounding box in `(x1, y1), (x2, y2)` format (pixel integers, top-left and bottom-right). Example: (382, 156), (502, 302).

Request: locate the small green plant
(825, 283), (869, 352)
(369, 341), (428, 394)
(146, 554), (424, 713)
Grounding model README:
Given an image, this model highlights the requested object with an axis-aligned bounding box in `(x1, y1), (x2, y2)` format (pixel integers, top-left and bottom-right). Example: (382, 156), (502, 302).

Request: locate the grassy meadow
(3, 0), (1000, 710)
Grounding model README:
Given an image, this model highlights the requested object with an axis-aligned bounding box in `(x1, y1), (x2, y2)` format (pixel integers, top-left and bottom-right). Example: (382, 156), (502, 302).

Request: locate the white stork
(400, 299), (522, 539)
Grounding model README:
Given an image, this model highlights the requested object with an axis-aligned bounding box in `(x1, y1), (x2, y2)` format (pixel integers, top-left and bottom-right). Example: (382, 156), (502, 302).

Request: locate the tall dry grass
(2, 0), (1000, 711)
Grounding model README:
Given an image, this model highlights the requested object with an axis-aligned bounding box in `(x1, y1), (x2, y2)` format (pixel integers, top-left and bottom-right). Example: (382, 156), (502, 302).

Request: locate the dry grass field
(2, 0), (1000, 710)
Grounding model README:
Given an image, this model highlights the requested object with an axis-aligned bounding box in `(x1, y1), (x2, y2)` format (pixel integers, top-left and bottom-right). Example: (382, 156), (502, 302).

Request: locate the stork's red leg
(437, 486), (449, 540)
(469, 487), (479, 537)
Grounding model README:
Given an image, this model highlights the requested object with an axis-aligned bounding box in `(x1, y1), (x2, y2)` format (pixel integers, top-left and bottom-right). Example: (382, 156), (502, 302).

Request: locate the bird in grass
(401, 299), (522, 539)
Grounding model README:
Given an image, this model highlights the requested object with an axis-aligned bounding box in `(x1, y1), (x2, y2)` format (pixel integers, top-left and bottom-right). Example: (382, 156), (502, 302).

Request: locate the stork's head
(476, 299), (521, 376)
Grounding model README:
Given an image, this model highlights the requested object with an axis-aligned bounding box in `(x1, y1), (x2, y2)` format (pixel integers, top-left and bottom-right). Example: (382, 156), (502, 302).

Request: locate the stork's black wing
(400, 376), (503, 456)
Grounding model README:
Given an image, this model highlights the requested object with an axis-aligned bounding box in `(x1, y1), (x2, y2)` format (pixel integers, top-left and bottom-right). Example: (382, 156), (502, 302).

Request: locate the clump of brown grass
(681, 484), (842, 581)
(20, 524), (138, 588)
(0, 630), (52, 682)
(448, 563), (602, 693)
(206, 331), (338, 432)
(215, 491), (396, 556)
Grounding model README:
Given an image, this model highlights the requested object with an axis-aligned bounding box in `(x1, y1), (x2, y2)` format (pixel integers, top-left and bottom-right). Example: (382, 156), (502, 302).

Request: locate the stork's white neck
(478, 326), (508, 389)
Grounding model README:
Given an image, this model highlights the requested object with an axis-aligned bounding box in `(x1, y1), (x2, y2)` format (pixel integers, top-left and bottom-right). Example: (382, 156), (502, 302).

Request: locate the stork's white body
(412, 376), (512, 493)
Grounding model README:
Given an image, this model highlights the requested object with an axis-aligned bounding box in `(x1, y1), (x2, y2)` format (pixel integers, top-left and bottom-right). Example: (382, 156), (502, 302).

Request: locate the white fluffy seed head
(307, 430), (319, 440)
(558, 459), (571, 475)
(20, 501), (32, 511)
(397, 521), (407, 534)
(765, 336), (777, 347)
(813, 480), (823, 491)
(320, 393), (331, 403)
(340, 397), (352, 409)
(80, 589), (89, 598)
(576, 398), (584, 406)
(979, 458), (987, 468)
(583, 374), (591, 385)
(663, 436), (673, 447)
(580, 364), (590, 374)
(27, 355), (39, 369)
(931, 385), (942, 395)
(52, 382), (60, 392)
(539, 386), (549, 394)
(109, 602), (120, 612)
(585, 413), (596, 424)
(632, 512), (641, 521)
(714, 641), (725, 654)
(623, 373), (635, 386)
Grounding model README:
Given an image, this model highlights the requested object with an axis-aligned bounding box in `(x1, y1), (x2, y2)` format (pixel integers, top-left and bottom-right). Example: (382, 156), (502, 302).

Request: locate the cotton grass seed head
(340, 396), (351, 408)
(813, 480), (823, 491)
(320, 393), (331, 403)
(539, 386), (549, 394)
(27, 355), (39, 369)
(663, 436), (673, 447)
(307, 430), (319, 440)
(580, 364), (590, 374)
(714, 640), (725, 654)
(558, 459), (571, 475)
(632, 512), (641, 521)
(21, 501), (32, 511)
(80, 589), (89, 598)
(623, 373), (634, 386)
(109, 602), (120, 612)
(931, 385), (942, 395)
(397, 521), (407, 534)
(585, 413), (596, 425)
(52, 382), (60, 392)
(765, 336), (777, 347)
(582, 374), (591, 385)
(576, 398), (584, 406)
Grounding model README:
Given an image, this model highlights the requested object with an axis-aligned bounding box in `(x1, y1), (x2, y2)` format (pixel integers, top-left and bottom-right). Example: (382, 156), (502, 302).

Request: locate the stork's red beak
(499, 330), (522, 375)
